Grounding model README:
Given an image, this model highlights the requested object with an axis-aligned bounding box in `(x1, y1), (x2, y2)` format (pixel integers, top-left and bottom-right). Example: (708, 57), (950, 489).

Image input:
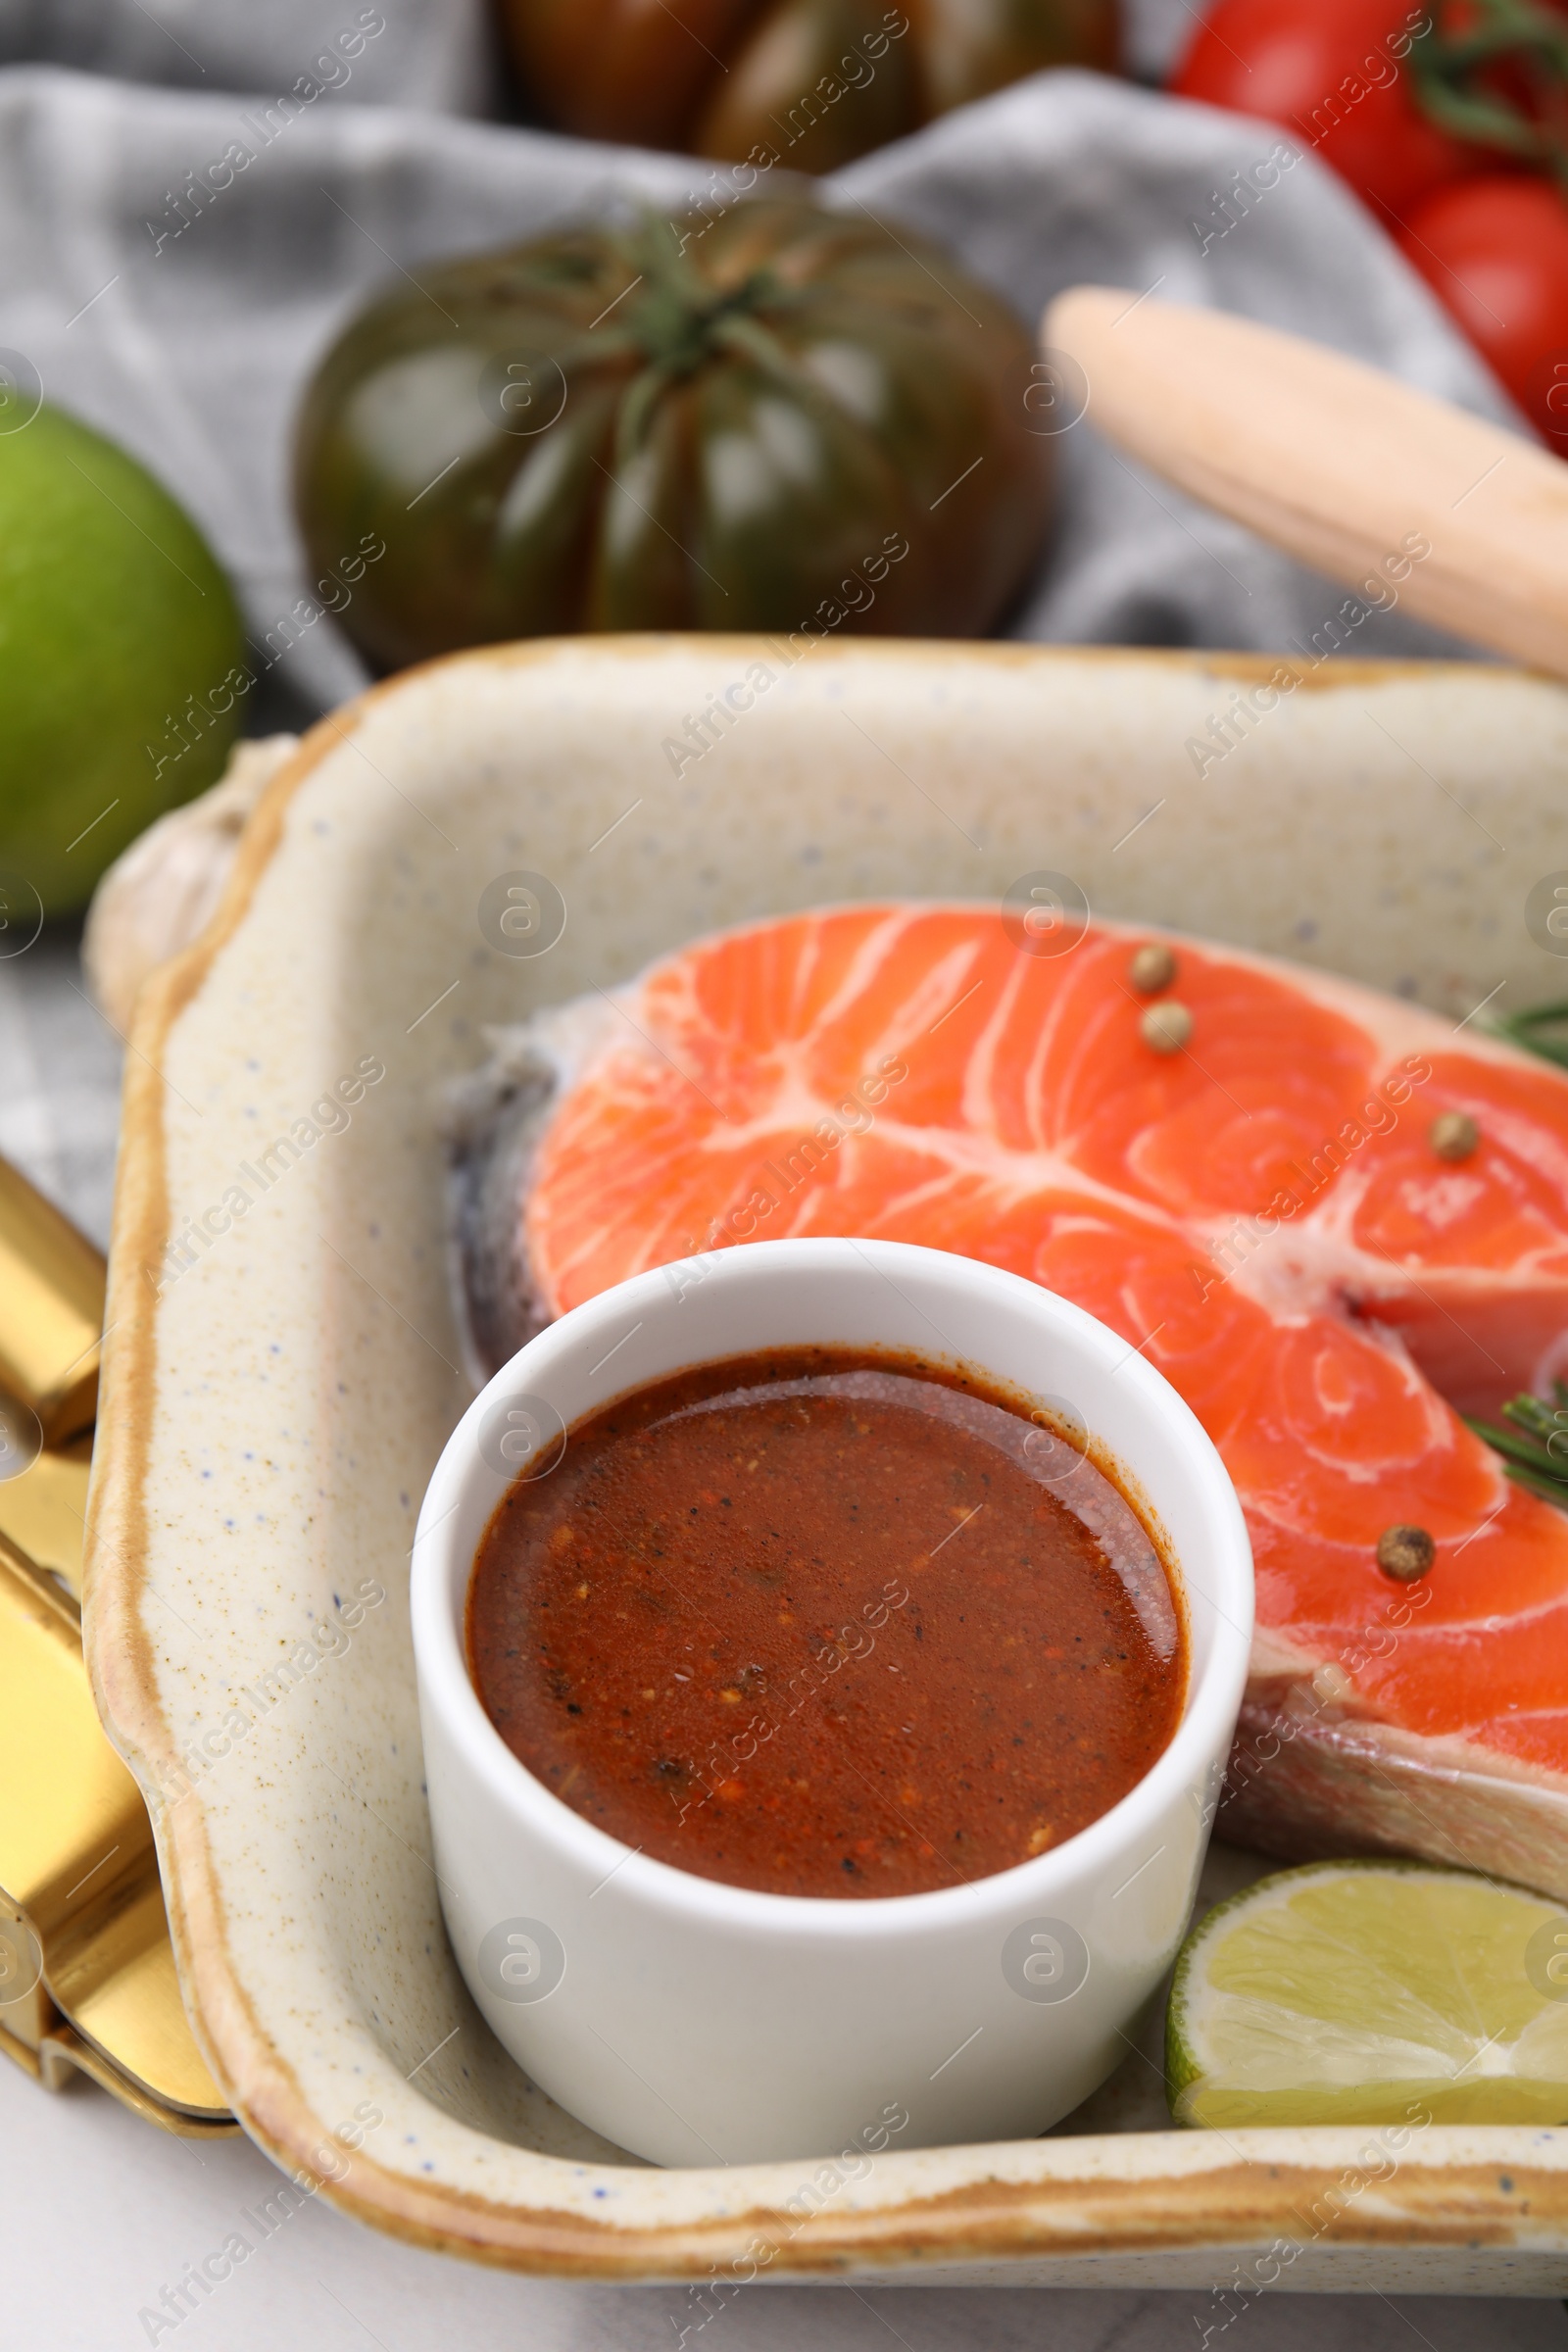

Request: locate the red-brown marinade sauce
(466, 1347), (1186, 1899)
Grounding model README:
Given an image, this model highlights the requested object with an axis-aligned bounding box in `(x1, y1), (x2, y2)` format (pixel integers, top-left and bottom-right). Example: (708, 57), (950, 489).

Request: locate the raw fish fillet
(451, 906), (1568, 1894)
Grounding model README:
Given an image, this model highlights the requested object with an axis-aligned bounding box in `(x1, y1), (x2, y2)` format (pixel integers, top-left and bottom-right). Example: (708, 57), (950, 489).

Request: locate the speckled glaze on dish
(84, 639), (1568, 2283)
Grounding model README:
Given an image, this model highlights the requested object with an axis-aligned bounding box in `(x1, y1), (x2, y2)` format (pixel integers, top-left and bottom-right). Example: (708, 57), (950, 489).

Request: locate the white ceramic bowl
(412, 1238), (1253, 2167)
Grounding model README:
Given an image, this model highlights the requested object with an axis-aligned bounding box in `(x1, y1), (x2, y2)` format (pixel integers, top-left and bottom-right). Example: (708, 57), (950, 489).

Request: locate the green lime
(0, 403), (246, 914)
(1166, 1858), (1568, 2129)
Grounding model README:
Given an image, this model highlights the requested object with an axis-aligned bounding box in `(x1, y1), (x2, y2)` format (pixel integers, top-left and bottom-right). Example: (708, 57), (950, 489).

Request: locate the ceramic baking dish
(85, 637), (1568, 2287)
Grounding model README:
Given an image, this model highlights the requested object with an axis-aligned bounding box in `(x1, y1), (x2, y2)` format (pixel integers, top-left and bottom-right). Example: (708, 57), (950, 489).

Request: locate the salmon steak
(449, 904), (1568, 1894)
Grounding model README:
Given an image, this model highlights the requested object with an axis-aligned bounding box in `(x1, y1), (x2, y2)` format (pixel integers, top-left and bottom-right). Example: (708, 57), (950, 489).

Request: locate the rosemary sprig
(1465, 1379), (1568, 1510)
(1484, 1000), (1568, 1071)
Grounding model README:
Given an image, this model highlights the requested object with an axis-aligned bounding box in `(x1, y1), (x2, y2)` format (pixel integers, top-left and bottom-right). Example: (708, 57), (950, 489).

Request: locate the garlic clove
(82, 734), (299, 1034)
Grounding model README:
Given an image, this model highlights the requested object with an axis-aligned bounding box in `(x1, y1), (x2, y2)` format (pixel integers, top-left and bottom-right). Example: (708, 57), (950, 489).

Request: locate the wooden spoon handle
(1043, 284), (1568, 678)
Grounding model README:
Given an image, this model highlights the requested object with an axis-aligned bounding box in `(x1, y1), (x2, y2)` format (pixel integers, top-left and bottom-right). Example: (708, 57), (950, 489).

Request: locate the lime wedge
(1166, 1859), (1568, 2129)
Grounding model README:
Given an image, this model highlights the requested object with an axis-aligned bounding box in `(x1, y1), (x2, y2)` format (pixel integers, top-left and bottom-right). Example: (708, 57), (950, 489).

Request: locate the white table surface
(4, 936), (1567, 2349)
(8, 2054), (1568, 2352)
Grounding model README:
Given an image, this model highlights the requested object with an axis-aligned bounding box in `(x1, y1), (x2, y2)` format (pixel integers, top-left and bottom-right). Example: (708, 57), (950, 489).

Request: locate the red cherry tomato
(1171, 0), (1482, 219)
(1396, 174), (1568, 444)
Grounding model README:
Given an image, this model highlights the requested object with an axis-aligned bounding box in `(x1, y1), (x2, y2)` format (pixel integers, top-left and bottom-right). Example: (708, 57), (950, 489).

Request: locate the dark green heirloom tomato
(292, 199), (1053, 668)
(498, 0), (1120, 177)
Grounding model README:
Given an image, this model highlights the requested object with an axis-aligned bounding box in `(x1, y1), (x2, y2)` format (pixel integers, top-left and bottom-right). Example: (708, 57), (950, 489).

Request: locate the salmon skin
(450, 904), (1568, 1895)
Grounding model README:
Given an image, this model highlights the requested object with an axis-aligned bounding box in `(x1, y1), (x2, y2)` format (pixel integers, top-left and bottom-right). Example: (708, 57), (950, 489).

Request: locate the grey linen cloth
(0, 20), (1512, 1226)
(0, 0), (499, 113)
